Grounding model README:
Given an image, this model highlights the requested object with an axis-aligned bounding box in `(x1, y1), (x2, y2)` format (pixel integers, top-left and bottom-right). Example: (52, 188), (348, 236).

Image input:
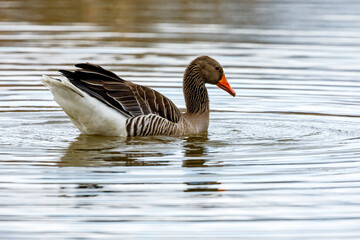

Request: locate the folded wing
(59, 63), (182, 123)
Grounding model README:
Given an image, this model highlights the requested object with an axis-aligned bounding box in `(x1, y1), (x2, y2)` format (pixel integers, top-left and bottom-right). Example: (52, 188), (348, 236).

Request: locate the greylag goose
(42, 56), (235, 137)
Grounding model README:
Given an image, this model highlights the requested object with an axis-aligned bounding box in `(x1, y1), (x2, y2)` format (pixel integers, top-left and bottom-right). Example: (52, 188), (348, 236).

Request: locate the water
(1, 0), (360, 239)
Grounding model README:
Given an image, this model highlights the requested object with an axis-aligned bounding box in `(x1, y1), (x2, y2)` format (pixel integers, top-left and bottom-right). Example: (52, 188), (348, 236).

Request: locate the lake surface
(1, 0), (360, 239)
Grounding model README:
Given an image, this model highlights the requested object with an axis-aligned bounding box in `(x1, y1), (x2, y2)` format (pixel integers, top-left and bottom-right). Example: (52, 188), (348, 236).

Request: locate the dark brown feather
(75, 63), (122, 81)
(59, 63), (182, 123)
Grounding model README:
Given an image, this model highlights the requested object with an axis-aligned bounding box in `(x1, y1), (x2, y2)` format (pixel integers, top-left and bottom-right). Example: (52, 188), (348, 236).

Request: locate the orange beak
(216, 73), (236, 97)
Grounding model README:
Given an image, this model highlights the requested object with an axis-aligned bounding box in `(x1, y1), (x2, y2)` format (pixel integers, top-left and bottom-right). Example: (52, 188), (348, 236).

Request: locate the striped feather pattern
(183, 62), (209, 114)
(59, 63), (182, 124)
(126, 114), (178, 136)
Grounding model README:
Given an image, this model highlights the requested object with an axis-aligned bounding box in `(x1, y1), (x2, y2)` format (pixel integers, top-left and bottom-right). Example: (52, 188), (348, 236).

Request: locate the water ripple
(1, 0), (360, 239)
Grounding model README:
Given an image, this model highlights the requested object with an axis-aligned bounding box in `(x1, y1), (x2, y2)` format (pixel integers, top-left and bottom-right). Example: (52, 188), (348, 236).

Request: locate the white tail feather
(41, 75), (128, 136)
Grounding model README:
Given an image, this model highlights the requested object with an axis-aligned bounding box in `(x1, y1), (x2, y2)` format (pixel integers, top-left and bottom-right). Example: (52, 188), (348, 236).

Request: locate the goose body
(42, 56), (235, 137)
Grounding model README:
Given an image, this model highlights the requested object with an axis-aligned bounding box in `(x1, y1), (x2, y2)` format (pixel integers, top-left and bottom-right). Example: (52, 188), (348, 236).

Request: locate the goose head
(193, 56), (236, 97)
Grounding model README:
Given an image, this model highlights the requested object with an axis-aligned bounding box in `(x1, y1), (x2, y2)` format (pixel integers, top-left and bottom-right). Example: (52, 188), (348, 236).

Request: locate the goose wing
(59, 63), (182, 123)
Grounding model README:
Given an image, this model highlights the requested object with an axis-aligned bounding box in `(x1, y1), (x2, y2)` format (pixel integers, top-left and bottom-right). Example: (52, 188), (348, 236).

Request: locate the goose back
(59, 63), (182, 124)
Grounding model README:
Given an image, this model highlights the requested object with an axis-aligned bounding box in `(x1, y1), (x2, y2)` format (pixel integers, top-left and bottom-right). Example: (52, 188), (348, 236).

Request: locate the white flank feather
(41, 75), (128, 136)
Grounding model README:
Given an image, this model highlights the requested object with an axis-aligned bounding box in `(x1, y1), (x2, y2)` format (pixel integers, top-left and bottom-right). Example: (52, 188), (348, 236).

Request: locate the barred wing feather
(59, 63), (182, 123)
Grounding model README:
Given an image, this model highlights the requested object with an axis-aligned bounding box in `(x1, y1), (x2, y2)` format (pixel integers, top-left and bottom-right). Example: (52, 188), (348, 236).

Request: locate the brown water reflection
(0, 0), (258, 27)
(59, 135), (225, 197)
(59, 135), (176, 167)
(59, 135), (221, 168)
(183, 136), (208, 168)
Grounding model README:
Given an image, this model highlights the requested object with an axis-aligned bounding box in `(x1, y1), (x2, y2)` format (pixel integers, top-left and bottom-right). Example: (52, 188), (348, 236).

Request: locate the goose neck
(183, 64), (209, 115)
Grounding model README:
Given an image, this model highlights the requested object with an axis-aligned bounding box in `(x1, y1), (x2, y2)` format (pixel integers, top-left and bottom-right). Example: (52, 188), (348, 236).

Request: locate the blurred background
(1, 0), (360, 239)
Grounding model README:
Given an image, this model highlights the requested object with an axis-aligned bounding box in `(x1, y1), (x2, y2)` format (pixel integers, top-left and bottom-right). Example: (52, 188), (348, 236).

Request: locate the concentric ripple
(1, 0), (360, 239)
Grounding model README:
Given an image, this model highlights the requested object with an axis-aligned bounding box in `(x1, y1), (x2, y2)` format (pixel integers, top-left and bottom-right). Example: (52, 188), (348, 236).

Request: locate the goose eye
(215, 66), (220, 71)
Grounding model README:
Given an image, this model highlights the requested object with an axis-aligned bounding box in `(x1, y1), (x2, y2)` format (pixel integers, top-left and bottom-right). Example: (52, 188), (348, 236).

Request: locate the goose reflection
(58, 134), (175, 167)
(57, 134), (179, 199)
(182, 136), (225, 194)
(59, 184), (104, 198)
(58, 134), (225, 197)
(182, 136), (209, 168)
